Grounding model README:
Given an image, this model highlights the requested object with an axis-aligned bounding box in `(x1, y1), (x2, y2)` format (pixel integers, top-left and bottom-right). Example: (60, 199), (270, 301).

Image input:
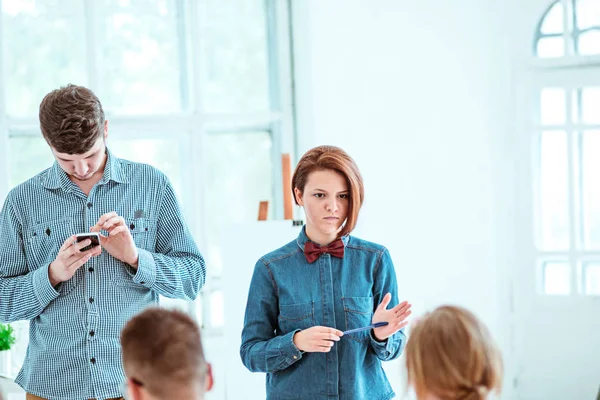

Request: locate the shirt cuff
(369, 330), (399, 354)
(33, 265), (60, 307)
(132, 249), (157, 286)
(276, 330), (304, 370)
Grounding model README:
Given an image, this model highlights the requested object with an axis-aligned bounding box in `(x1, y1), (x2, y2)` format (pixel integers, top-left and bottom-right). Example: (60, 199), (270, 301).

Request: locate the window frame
(522, 0), (600, 299)
(533, 0), (600, 62)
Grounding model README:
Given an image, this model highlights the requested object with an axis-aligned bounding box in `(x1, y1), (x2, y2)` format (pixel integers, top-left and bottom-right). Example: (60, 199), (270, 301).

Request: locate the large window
(0, 0), (295, 384)
(531, 0), (600, 296)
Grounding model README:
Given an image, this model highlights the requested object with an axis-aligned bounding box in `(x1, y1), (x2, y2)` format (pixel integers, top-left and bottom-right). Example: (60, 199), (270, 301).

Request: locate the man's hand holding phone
(90, 211), (139, 269)
(49, 235), (102, 288)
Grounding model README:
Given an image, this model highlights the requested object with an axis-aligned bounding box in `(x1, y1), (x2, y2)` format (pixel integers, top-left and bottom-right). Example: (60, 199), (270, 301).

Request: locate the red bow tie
(304, 239), (345, 263)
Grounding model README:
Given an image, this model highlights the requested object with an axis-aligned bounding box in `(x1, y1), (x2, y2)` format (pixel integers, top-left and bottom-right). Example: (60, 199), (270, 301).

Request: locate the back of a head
(406, 306), (503, 400)
(121, 307), (207, 399)
(39, 84), (105, 154)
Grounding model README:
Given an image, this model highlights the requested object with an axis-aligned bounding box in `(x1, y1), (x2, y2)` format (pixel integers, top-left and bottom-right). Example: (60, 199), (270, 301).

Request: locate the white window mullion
(0, 5), (8, 205)
(266, 0), (296, 220)
(83, 0), (101, 91)
(185, 0), (211, 328)
(269, 0), (296, 157)
(565, 87), (580, 295)
(175, 0), (191, 112)
(562, 0), (574, 57)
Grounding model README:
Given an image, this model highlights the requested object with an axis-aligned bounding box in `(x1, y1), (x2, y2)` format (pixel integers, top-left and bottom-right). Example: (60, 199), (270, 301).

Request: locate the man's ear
(205, 363), (214, 392)
(103, 120), (109, 140)
(128, 377), (143, 400)
(294, 187), (303, 206)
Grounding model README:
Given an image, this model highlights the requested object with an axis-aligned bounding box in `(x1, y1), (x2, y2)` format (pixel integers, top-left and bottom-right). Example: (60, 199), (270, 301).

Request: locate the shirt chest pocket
(343, 296), (374, 342)
(278, 301), (315, 334)
(26, 219), (74, 269)
(25, 218), (79, 296)
(125, 218), (157, 251)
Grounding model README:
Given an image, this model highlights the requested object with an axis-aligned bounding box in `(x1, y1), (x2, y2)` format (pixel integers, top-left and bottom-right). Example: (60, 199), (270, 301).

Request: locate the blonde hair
(406, 306), (503, 400)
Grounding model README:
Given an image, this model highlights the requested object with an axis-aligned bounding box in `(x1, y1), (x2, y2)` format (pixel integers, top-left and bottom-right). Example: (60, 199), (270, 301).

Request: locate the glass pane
(210, 290), (224, 328)
(160, 297), (189, 312)
(538, 131), (569, 250)
(201, 0), (270, 113)
(572, 89), (581, 124)
(204, 131), (273, 276)
(195, 296), (203, 328)
(9, 136), (183, 196)
(581, 131), (600, 249)
(8, 136), (55, 188)
(536, 37), (565, 58)
(578, 30), (600, 55)
(543, 262), (571, 295)
(108, 138), (182, 197)
(1, 0), (87, 117)
(583, 263), (600, 295)
(540, 88), (566, 125)
(98, 0), (184, 115)
(581, 87), (600, 124)
(541, 2), (564, 34)
(8, 320), (28, 378)
(576, 0), (600, 30)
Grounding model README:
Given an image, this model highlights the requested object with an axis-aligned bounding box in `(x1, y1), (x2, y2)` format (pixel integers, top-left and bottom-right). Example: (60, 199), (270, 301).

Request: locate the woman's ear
(294, 187), (303, 206)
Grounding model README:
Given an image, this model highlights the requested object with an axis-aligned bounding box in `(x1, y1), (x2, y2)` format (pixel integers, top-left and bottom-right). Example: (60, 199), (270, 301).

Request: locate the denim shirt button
(293, 355), (298, 359)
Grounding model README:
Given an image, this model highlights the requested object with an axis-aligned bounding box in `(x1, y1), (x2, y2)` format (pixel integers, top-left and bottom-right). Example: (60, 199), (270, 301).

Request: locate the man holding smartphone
(0, 84), (206, 400)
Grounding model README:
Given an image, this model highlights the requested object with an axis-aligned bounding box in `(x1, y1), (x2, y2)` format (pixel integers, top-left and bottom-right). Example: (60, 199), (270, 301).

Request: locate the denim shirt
(240, 227), (406, 400)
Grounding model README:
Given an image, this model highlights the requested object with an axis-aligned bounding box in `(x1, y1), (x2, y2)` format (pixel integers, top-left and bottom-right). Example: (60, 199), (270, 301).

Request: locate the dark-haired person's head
(39, 84), (108, 183)
(120, 307), (213, 400)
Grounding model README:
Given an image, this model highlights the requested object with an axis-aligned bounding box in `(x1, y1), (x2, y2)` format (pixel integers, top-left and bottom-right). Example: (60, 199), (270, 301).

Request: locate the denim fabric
(241, 227), (405, 400)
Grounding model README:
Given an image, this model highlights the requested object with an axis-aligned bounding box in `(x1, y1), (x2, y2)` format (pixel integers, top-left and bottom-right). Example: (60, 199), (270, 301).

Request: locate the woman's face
(294, 169), (349, 245)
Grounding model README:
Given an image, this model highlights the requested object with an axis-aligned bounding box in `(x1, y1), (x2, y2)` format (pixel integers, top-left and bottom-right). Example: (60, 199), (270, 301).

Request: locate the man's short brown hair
(121, 307), (207, 399)
(39, 84), (105, 154)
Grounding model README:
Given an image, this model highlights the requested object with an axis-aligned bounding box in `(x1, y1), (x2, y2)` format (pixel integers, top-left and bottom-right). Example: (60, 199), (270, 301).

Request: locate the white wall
(292, 0), (517, 397)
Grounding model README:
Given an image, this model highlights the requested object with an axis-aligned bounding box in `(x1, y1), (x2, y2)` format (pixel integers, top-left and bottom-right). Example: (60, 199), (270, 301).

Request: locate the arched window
(534, 0), (600, 57)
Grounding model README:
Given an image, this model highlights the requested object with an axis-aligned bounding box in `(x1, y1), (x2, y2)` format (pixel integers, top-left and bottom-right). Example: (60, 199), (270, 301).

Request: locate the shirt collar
(100, 148), (128, 185)
(295, 225), (349, 251)
(41, 147), (128, 191)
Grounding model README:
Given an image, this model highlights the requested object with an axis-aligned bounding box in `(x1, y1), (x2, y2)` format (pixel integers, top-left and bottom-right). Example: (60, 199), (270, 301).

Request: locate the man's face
(51, 134), (107, 182)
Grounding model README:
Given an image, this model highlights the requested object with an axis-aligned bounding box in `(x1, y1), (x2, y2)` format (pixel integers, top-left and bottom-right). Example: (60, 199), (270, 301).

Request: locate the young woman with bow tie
(240, 145), (412, 400)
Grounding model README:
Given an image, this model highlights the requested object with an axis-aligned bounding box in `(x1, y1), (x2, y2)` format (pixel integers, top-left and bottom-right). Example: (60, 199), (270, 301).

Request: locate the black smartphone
(75, 232), (101, 252)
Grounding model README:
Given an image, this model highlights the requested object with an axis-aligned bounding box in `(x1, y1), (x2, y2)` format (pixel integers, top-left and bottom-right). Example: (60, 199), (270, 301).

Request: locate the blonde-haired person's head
(406, 305), (503, 400)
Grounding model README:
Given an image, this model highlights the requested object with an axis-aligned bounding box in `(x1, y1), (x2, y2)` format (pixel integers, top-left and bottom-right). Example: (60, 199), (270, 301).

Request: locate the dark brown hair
(406, 306), (503, 400)
(292, 145), (364, 237)
(121, 307), (207, 399)
(39, 84), (105, 154)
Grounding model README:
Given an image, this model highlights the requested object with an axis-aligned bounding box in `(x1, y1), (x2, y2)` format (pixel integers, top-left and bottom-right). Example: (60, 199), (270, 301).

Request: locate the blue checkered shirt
(0, 149), (206, 399)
